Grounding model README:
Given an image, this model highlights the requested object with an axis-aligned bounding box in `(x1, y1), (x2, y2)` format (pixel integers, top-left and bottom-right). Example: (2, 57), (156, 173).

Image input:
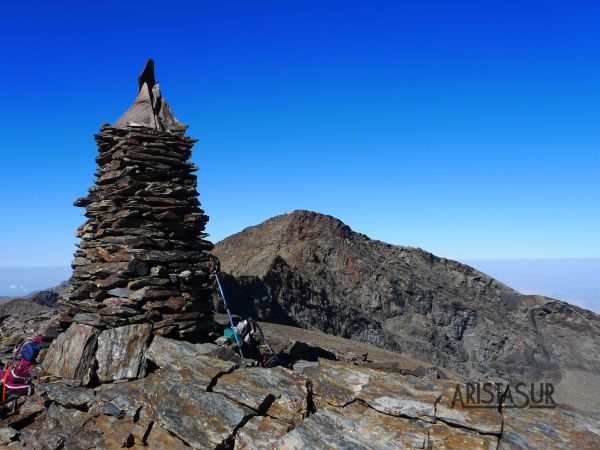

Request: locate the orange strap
(2, 364), (11, 402)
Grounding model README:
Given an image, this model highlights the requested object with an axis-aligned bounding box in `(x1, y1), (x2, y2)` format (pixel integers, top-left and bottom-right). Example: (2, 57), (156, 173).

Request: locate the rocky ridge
(213, 210), (600, 412)
(0, 301), (598, 449)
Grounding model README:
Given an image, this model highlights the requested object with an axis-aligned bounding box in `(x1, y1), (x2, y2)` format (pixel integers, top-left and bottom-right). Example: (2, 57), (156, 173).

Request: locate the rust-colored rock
(436, 381), (503, 435)
(41, 323), (99, 384)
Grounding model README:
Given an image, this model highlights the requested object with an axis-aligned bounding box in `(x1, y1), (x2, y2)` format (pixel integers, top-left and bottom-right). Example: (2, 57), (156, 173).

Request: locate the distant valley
(464, 258), (600, 312)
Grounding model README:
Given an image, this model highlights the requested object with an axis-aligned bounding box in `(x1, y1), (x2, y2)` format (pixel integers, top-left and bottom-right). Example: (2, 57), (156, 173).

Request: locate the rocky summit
(1, 298), (599, 449)
(213, 210), (600, 413)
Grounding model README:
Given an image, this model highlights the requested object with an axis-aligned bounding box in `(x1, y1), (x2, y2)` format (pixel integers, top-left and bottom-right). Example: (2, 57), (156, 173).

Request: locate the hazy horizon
(2, 258), (599, 313)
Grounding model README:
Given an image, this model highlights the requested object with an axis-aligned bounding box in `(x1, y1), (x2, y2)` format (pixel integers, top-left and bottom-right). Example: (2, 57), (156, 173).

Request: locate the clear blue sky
(1, 0), (599, 266)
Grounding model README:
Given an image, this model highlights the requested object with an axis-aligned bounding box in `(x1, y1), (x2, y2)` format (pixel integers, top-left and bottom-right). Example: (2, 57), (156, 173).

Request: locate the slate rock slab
(279, 401), (498, 450)
(144, 422), (189, 449)
(359, 371), (442, 422)
(96, 323), (152, 381)
(313, 358), (376, 406)
(234, 416), (290, 450)
(278, 406), (428, 450)
(146, 335), (236, 389)
(39, 383), (95, 409)
(499, 406), (600, 450)
(428, 422), (499, 450)
(340, 401), (431, 448)
(41, 323), (99, 384)
(213, 366), (309, 423)
(93, 379), (148, 419)
(314, 358), (442, 422)
(435, 381), (503, 435)
(95, 415), (136, 448)
(140, 372), (254, 449)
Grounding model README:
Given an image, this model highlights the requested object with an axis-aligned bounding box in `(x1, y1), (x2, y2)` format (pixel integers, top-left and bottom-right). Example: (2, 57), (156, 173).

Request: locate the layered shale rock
(95, 323), (152, 382)
(41, 323), (99, 384)
(1, 299), (598, 449)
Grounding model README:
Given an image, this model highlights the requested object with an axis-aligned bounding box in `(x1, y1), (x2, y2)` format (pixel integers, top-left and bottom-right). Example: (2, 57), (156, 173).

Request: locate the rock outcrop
(213, 210), (600, 412)
(41, 323), (99, 384)
(2, 330), (599, 449)
(0, 295), (598, 448)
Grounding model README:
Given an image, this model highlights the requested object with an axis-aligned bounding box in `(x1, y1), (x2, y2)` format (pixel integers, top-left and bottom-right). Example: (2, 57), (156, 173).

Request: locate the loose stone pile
(62, 60), (214, 340)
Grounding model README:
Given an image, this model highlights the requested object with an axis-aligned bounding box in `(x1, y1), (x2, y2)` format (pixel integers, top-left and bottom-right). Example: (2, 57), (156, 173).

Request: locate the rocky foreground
(0, 300), (598, 449)
(213, 210), (600, 413)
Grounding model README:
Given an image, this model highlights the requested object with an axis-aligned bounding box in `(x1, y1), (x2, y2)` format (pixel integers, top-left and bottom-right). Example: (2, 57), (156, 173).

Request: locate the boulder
(41, 323), (99, 384)
(287, 341), (311, 360)
(95, 323), (152, 382)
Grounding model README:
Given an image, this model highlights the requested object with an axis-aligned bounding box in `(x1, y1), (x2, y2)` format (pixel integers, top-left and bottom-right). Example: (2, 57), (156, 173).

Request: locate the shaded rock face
(62, 61), (214, 340)
(213, 211), (600, 405)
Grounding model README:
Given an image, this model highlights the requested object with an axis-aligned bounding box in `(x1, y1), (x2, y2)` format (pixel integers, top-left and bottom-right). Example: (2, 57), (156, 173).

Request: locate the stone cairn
(43, 60), (215, 384)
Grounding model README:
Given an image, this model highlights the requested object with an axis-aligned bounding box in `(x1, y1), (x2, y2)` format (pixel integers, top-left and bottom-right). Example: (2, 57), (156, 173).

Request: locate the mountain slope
(214, 210), (600, 411)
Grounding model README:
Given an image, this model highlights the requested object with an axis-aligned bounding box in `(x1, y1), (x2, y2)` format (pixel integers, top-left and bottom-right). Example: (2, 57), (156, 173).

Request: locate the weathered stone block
(41, 323), (99, 384)
(213, 366), (309, 424)
(96, 323), (152, 382)
(146, 335), (235, 389)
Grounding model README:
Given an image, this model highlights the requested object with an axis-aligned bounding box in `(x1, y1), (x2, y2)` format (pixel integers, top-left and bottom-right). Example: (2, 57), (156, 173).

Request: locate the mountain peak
(214, 212), (600, 413)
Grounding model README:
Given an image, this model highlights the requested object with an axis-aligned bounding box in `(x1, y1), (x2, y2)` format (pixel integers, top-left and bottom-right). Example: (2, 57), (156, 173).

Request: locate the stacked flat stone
(63, 60), (214, 339)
